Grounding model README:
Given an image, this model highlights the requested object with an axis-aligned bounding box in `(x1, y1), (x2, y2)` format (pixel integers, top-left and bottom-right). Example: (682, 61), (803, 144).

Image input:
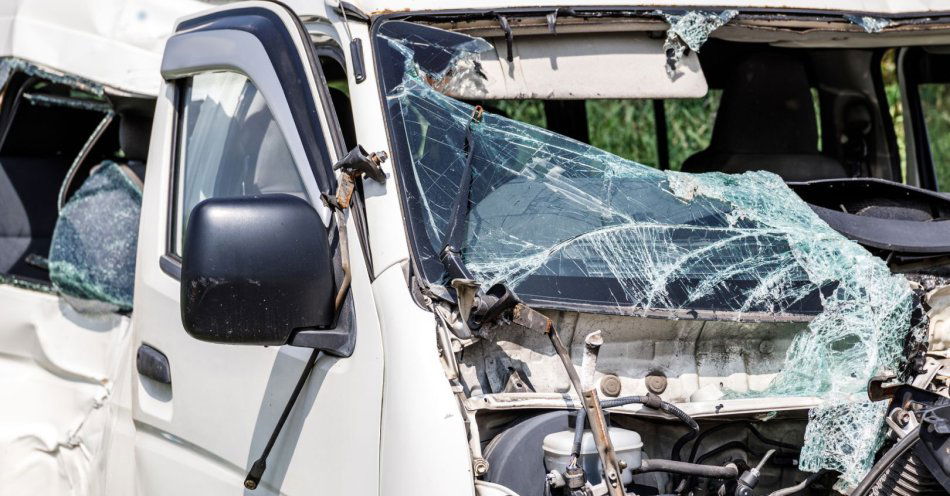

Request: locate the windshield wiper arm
(439, 106), (483, 282)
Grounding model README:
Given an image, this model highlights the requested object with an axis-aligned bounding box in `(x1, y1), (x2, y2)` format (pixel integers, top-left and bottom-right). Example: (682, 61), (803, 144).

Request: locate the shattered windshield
(376, 21), (853, 319)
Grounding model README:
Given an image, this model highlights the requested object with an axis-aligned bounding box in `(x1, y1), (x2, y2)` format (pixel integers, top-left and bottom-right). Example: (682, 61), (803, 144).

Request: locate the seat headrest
(118, 112), (152, 163)
(709, 53), (819, 155)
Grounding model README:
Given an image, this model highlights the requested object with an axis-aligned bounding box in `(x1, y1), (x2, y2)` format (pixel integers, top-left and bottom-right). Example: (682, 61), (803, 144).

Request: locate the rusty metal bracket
(471, 104), (484, 123)
(324, 145), (387, 211)
(582, 388), (627, 496)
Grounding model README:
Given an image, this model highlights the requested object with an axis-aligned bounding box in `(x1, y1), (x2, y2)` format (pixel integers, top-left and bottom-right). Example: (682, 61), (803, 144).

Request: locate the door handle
(137, 344), (171, 384)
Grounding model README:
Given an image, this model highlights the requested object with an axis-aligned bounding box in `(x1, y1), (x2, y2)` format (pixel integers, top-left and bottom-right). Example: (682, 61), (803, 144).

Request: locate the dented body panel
(0, 285), (135, 495)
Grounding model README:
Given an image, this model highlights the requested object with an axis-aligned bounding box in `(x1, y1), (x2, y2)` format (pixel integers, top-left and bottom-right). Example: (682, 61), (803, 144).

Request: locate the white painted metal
(340, 19), (414, 278)
(2, 0), (945, 97)
(372, 263), (476, 496)
(130, 3), (385, 495)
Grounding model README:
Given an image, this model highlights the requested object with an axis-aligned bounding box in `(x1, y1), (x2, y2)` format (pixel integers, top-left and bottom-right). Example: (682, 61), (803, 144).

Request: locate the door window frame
(157, 5), (346, 279)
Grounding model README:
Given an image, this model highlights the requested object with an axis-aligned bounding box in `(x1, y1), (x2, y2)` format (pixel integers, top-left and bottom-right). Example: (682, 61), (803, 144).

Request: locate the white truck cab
(5, 1), (950, 495)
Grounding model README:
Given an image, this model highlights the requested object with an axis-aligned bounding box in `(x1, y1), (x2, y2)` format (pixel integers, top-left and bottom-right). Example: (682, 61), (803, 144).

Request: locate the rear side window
(172, 71), (307, 255)
(919, 83), (950, 190)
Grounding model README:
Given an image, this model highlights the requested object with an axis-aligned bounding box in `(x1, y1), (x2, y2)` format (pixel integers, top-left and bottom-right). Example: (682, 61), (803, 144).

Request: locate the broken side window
(374, 20), (917, 488)
(0, 59), (115, 285)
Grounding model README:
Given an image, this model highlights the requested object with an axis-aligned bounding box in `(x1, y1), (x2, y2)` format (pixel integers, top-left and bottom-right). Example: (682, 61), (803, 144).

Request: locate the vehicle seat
(47, 112), (149, 311)
(681, 53), (848, 181)
(0, 156), (67, 280)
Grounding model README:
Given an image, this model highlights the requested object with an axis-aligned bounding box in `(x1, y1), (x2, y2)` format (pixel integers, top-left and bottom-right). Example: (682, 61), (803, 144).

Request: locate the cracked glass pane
(48, 162), (141, 311)
(375, 21), (916, 487)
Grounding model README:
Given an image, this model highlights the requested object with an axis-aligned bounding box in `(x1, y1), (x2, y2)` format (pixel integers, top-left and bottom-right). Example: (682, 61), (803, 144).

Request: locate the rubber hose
(850, 428), (921, 496)
(766, 470), (826, 496)
(633, 458), (739, 478)
(571, 396), (699, 460)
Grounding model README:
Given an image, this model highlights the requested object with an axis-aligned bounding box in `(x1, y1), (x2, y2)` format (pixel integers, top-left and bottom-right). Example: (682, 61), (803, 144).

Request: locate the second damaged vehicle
(6, 1), (950, 495)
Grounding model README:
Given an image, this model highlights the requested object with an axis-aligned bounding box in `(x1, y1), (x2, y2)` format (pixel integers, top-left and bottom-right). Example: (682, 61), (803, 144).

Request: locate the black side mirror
(180, 194), (336, 346)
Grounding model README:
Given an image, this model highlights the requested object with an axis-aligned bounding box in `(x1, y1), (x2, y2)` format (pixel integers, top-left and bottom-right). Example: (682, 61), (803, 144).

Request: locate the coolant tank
(542, 427), (643, 485)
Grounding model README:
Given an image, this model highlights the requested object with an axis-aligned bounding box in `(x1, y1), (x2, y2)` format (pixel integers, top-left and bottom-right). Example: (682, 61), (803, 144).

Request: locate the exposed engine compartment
(424, 286), (950, 496)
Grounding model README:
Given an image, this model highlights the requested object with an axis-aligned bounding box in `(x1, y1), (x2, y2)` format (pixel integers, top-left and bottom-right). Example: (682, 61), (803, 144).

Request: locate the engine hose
(633, 458), (739, 478)
(680, 441), (759, 492)
(766, 470), (826, 496)
(850, 427), (921, 496)
(571, 395), (699, 461)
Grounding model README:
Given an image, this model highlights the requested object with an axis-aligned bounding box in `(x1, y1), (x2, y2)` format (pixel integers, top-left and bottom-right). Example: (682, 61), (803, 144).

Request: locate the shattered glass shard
(48, 162), (142, 311)
(654, 10), (738, 78)
(376, 21), (916, 487)
(800, 400), (889, 492)
(845, 14), (892, 34)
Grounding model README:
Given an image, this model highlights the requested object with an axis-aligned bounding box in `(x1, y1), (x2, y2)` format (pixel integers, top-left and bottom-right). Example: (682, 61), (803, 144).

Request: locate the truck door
(131, 3), (383, 495)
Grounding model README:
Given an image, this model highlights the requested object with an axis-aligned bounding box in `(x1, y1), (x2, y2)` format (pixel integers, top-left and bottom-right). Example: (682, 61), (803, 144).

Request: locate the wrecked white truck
(5, 0), (950, 495)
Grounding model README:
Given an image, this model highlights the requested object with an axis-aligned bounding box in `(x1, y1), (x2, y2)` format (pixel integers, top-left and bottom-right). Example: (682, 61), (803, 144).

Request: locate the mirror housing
(180, 194), (336, 346)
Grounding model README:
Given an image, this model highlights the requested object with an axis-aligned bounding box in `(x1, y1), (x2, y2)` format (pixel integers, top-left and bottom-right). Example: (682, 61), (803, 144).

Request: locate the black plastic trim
(174, 6), (336, 194)
(160, 254), (181, 280)
(902, 47), (939, 191)
(166, 79), (185, 259)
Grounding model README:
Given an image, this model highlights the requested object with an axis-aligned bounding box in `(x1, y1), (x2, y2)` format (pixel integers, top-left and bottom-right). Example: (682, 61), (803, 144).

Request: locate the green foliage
(663, 94), (722, 170)
(881, 50), (906, 181)
(494, 57), (950, 186)
(586, 100), (657, 166)
(496, 96), (722, 171)
(920, 84), (950, 191)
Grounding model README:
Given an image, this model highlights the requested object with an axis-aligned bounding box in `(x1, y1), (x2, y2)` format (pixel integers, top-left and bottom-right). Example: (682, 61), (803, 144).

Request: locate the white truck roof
(2, 0), (949, 96)
(350, 0), (950, 15)
(0, 0), (207, 96)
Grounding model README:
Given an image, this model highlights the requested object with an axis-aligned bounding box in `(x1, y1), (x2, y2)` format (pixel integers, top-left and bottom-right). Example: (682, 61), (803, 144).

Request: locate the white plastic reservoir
(542, 427), (643, 485)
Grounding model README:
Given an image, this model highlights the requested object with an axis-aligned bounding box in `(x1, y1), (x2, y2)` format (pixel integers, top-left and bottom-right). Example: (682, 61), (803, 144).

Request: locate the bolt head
(645, 373), (668, 394)
(600, 374), (622, 397)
